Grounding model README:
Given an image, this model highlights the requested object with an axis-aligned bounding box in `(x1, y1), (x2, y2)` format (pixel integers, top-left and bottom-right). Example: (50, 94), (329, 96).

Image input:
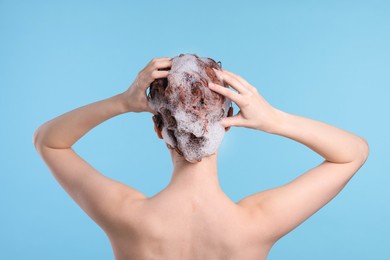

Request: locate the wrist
(114, 92), (133, 113)
(263, 108), (289, 135)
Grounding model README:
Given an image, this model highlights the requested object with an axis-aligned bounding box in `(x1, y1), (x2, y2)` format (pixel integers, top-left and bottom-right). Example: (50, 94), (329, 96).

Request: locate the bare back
(107, 189), (274, 260)
(33, 56), (369, 260)
(105, 156), (368, 259)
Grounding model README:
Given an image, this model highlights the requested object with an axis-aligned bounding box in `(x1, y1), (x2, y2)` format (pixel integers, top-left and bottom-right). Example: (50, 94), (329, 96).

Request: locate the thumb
(220, 116), (242, 128)
(146, 102), (157, 114)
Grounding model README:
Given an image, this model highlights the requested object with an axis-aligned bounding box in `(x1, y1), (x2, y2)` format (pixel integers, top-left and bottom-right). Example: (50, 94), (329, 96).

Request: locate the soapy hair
(148, 53), (231, 162)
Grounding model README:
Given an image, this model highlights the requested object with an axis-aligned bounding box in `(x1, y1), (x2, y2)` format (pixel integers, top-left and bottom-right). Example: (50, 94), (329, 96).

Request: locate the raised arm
(208, 69), (369, 243)
(33, 57), (172, 233)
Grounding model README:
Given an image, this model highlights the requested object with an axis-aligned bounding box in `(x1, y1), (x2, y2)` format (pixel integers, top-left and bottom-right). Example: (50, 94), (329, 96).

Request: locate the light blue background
(1, 1), (389, 259)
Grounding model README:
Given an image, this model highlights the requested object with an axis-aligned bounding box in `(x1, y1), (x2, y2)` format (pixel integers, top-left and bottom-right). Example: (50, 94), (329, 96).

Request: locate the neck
(165, 149), (223, 196)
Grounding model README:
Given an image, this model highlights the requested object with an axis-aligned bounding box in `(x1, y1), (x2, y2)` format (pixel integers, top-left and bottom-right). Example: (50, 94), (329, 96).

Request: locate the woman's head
(148, 53), (232, 163)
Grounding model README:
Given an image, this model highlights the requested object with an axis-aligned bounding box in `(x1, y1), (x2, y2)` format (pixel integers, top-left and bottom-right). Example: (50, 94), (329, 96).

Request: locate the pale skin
(33, 57), (369, 260)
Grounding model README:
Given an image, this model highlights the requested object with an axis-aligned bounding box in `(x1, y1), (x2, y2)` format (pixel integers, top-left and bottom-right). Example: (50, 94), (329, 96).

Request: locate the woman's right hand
(208, 69), (283, 133)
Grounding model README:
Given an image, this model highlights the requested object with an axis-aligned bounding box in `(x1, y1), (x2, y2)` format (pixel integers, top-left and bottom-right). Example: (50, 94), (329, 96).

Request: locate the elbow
(357, 137), (370, 164)
(32, 128), (40, 149)
(32, 126), (44, 151)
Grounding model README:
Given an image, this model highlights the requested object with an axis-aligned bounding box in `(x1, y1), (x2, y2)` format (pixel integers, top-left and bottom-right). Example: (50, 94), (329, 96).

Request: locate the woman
(33, 54), (369, 260)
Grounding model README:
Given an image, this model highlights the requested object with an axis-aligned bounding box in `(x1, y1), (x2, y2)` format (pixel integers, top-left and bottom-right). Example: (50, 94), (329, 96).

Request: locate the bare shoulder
(103, 196), (149, 241)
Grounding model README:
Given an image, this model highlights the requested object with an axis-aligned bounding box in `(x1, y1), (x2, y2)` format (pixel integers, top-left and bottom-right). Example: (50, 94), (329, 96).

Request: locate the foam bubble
(149, 53), (231, 162)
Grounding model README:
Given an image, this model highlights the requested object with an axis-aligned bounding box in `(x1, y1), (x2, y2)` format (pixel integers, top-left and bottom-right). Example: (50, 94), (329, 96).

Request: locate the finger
(222, 69), (254, 91)
(144, 58), (171, 71)
(208, 82), (244, 106)
(149, 57), (172, 67)
(146, 60), (172, 74)
(154, 60), (173, 70)
(151, 70), (169, 79)
(220, 115), (243, 128)
(150, 57), (172, 63)
(213, 68), (250, 94)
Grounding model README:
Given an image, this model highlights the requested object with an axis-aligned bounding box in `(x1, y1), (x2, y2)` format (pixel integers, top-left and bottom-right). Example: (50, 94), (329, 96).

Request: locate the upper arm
(238, 154), (368, 242)
(35, 145), (147, 233)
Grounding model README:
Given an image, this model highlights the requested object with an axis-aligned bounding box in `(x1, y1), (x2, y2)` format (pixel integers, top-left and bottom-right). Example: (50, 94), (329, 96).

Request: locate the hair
(148, 53), (231, 162)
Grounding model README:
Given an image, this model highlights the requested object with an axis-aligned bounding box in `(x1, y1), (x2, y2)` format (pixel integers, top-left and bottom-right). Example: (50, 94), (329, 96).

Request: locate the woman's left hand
(122, 57), (172, 113)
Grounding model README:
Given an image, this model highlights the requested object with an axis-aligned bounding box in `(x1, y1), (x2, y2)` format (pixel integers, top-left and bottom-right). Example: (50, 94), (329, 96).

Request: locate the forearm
(33, 92), (130, 149)
(269, 109), (369, 163)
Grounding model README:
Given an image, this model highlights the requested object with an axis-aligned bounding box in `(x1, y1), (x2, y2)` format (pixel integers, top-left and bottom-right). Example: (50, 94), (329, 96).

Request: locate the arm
(208, 69), (369, 243)
(33, 93), (129, 149)
(241, 109), (368, 242)
(33, 57), (172, 233)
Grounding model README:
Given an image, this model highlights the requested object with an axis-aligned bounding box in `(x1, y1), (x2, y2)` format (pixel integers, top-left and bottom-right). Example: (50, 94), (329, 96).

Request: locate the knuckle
(150, 59), (158, 67)
(245, 90), (255, 99)
(239, 98), (250, 108)
(245, 84), (257, 95)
